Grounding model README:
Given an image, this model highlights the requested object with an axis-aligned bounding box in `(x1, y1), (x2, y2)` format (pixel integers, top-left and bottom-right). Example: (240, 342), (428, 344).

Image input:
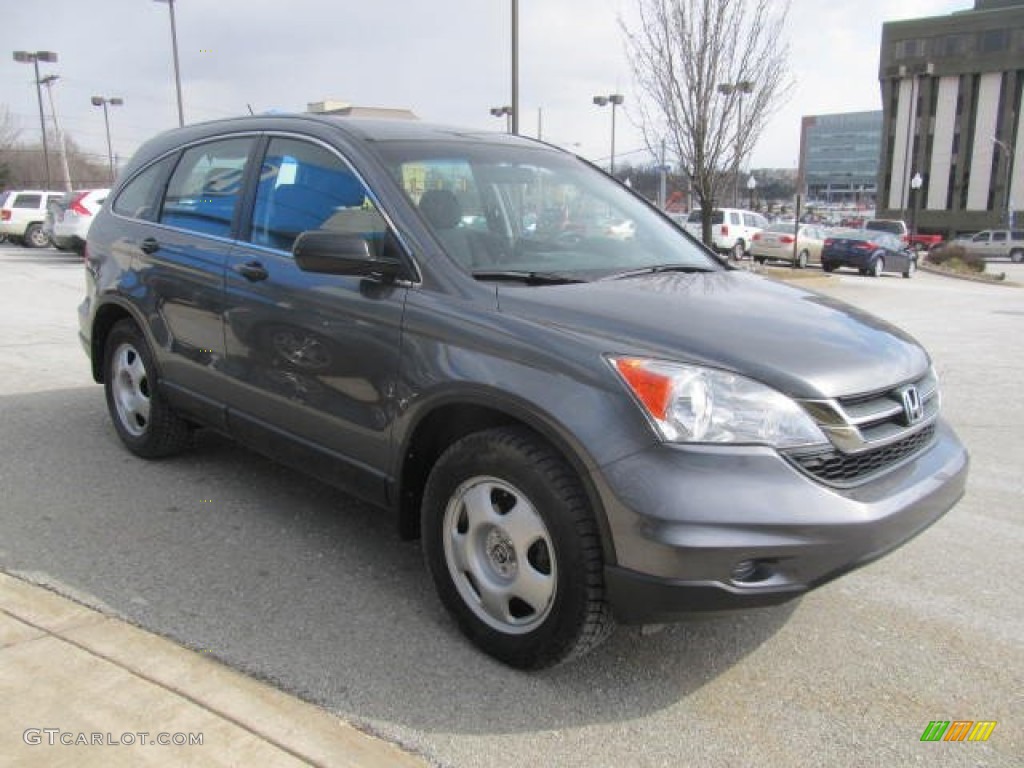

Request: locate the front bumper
(594, 419), (968, 624)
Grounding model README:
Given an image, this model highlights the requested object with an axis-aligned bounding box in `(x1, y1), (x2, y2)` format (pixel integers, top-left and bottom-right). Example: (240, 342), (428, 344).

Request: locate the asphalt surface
(1, 243), (1021, 767)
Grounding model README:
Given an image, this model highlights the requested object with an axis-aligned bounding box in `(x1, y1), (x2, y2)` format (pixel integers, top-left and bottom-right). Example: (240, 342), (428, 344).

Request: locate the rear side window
(113, 156), (177, 221)
(866, 220), (903, 235)
(729, 212), (740, 225)
(13, 194), (42, 209)
(160, 137), (255, 238)
(1012, 231), (1024, 241)
(992, 231), (1007, 242)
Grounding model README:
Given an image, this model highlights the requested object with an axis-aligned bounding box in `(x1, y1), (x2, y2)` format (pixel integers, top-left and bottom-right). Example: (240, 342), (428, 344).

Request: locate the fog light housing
(730, 558), (778, 584)
(731, 559), (758, 582)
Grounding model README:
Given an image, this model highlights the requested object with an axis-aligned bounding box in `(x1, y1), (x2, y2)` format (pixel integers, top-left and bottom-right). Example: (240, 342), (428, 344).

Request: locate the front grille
(790, 369), (941, 487)
(789, 424), (936, 486)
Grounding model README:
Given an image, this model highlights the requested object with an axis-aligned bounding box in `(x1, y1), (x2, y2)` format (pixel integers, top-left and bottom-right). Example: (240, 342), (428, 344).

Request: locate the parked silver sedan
(751, 223), (826, 269)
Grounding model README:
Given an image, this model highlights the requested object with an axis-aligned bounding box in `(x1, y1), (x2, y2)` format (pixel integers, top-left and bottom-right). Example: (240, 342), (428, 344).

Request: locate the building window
(978, 29), (1009, 54)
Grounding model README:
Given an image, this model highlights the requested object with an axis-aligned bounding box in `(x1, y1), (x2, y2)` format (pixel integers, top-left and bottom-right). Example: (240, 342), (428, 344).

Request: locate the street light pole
(718, 81), (754, 207)
(13, 50), (58, 189)
(92, 96), (125, 182)
(154, 0), (185, 126)
(39, 75), (72, 193)
(992, 137), (1015, 228)
(592, 93), (624, 175)
(510, 0), (518, 135)
(747, 175), (757, 211)
(910, 172), (923, 238)
(490, 106), (513, 134)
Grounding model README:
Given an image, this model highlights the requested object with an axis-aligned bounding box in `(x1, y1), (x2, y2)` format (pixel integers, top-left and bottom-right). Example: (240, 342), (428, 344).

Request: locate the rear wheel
(731, 240), (745, 261)
(422, 426), (613, 669)
(103, 319), (191, 458)
(822, 262), (836, 273)
(24, 223), (49, 249)
(1010, 249), (1023, 264)
(796, 250), (809, 269)
(871, 257), (884, 278)
(903, 258), (916, 279)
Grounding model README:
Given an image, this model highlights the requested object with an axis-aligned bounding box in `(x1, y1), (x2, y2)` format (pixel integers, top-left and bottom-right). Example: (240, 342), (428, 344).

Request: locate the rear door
(142, 136), (258, 413)
(221, 135), (410, 503)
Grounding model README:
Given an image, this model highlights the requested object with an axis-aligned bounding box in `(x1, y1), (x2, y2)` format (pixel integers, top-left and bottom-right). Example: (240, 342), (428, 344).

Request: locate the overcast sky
(2, 0), (968, 179)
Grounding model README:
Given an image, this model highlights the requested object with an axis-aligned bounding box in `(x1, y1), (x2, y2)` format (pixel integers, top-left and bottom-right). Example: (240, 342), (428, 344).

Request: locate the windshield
(374, 140), (719, 280)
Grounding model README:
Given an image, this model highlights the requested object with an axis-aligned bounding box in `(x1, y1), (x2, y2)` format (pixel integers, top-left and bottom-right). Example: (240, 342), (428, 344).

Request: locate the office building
(876, 0), (1024, 234)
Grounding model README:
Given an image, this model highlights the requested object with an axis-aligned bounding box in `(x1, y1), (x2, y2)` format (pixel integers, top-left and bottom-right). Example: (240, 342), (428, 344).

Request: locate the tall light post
(992, 137), (1015, 228)
(154, 0), (184, 126)
(510, 0), (518, 135)
(490, 105), (513, 134)
(910, 172), (923, 238)
(592, 93), (624, 175)
(747, 175), (757, 211)
(897, 62), (933, 222)
(92, 96), (125, 182)
(38, 75), (72, 193)
(13, 50), (58, 189)
(718, 80), (754, 207)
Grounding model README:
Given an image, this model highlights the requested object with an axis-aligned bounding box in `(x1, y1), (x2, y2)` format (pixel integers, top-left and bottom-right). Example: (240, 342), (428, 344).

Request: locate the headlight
(609, 357), (828, 448)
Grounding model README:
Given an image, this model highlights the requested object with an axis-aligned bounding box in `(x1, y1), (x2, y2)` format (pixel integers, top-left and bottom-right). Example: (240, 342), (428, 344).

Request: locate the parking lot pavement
(1, 243), (1021, 767)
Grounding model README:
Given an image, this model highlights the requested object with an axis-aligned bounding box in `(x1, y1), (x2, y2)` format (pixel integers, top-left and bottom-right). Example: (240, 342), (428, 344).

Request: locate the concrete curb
(0, 571), (427, 767)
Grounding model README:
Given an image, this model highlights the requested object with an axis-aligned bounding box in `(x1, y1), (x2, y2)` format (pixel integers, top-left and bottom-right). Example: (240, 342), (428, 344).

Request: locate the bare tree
(622, 0), (793, 249)
(0, 106), (22, 187)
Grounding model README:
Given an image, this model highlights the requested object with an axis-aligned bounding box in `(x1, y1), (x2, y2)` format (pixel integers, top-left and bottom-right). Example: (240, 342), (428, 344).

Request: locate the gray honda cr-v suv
(79, 115), (968, 668)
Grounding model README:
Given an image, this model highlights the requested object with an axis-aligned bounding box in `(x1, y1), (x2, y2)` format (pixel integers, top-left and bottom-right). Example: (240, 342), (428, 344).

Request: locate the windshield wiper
(471, 270), (586, 285)
(599, 264), (715, 281)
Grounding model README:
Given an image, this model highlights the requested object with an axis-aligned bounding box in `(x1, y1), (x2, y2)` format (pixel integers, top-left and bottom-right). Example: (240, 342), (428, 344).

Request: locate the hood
(495, 271), (928, 399)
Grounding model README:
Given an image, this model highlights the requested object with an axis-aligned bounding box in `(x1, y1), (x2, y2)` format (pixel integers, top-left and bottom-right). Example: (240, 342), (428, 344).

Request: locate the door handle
(140, 237), (160, 254)
(234, 260), (269, 282)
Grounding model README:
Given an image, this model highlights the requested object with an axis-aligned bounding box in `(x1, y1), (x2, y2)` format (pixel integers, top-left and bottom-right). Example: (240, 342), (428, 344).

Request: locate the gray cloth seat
(418, 189), (480, 268)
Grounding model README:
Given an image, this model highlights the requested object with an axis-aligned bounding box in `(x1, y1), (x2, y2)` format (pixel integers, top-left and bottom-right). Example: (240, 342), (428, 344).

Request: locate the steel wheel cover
(111, 342), (151, 437)
(443, 476), (557, 634)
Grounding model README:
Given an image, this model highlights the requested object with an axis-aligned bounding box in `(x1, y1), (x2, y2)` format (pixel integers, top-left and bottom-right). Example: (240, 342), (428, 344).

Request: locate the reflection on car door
(143, 138), (256, 409)
(222, 136), (408, 504)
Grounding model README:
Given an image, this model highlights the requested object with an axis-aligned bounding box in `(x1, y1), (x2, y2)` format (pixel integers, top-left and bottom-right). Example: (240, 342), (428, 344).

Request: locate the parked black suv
(79, 116), (968, 668)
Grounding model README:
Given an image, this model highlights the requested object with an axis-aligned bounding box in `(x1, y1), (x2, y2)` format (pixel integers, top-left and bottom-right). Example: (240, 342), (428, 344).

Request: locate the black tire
(1010, 249), (1023, 264)
(103, 319), (191, 458)
(871, 257), (884, 278)
(903, 258), (916, 279)
(796, 250), (809, 270)
(754, 256), (765, 265)
(822, 262), (836, 273)
(23, 223), (49, 249)
(731, 240), (745, 261)
(421, 426), (613, 669)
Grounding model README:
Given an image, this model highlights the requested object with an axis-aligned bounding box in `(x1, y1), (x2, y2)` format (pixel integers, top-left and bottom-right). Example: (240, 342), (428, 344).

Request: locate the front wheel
(103, 319), (191, 458)
(822, 262), (836, 273)
(903, 258), (916, 279)
(421, 427), (613, 669)
(796, 250), (809, 269)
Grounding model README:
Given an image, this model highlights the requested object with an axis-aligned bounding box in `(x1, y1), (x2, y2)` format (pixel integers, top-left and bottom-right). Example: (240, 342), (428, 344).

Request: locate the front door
(222, 136), (409, 503)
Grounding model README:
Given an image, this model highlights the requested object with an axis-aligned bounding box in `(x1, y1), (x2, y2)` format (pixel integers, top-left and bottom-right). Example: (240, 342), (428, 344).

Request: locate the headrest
(418, 189), (461, 230)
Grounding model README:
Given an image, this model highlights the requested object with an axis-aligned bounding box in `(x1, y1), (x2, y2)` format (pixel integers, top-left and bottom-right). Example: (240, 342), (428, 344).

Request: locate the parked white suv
(683, 207), (768, 259)
(0, 190), (65, 248)
(951, 229), (1024, 263)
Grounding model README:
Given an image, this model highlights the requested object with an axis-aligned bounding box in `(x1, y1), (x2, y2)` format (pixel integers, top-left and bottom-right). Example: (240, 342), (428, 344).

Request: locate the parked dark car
(79, 116), (967, 668)
(822, 229), (918, 278)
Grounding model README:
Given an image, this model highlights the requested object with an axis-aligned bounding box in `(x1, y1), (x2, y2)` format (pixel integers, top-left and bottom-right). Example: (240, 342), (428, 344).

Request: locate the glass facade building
(799, 111), (882, 204)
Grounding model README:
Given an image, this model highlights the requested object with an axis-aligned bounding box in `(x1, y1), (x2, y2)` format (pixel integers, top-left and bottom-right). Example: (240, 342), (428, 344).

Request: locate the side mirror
(293, 230), (406, 280)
